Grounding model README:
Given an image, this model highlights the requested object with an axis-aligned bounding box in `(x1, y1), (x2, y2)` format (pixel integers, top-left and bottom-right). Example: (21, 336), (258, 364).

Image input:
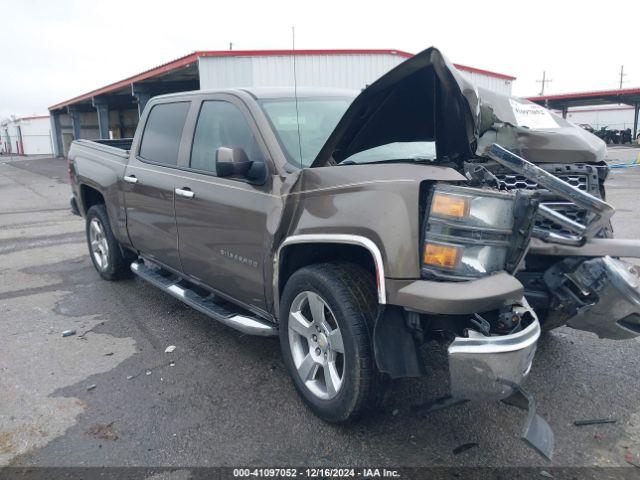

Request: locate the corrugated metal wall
(198, 54), (513, 94)
(0, 118), (53, 155)
(198, 54), (404, 91)
(461, 70), (512, 95)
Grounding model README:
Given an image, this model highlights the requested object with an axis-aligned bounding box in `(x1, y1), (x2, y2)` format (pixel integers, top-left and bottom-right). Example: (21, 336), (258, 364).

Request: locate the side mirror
(215, 147), (251, 177)
(214, 147), (267, 183)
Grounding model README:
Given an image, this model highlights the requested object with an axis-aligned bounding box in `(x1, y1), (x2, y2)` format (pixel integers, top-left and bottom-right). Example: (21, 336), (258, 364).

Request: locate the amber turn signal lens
(423, 243), (461, 269)
(430, 193), (469, 219)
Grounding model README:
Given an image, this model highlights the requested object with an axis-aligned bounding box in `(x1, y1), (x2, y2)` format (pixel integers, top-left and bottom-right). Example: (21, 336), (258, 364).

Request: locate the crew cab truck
(69, 48), (640, 458)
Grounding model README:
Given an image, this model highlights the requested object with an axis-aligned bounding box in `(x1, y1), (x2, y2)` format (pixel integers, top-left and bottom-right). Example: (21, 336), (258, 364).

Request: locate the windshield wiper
(339, 157), (437, 166)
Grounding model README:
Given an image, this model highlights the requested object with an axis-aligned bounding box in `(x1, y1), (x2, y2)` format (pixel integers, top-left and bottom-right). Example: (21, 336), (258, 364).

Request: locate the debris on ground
(164, 345), (176, 353)
(86, 423), (118, 441)
(61, 329), (76, 337)
(412, 395), (469, 416)
(574, 418), (617, 426)
(625, 453), (640, 468)
(539, 471), (553, 478)
(392, 409), (399, 416)
(169, 362), (175, 367)
(593, 433), (605, 440)
(86, 384), (96, 391)
(145, 370), (152, 376)
(452, 442), (479, 455)
(126, 375), (134, 380)
(104, 352), (114, 356)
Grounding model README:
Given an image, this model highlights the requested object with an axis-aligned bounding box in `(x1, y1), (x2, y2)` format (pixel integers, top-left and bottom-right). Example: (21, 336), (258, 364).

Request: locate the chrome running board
(131, 261), (277, 337)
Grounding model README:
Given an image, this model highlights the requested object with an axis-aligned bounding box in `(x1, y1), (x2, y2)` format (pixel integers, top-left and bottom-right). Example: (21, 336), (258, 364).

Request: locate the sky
(1, 0), (639, 119)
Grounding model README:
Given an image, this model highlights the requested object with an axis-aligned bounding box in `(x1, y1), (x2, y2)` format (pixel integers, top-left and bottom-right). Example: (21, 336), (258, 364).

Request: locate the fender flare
(273, 234), (386, 317)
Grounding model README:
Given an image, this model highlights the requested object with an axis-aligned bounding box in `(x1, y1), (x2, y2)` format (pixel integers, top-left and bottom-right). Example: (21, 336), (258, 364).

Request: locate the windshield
(260, 97), (353, 168)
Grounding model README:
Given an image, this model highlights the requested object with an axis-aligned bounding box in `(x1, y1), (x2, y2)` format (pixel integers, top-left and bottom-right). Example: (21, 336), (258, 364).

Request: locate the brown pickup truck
(68, 48), (640, 458)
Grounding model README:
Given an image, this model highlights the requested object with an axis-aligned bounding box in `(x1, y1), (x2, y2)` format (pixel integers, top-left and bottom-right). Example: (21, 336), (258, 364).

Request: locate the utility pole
(619, 65), (627, 89)
(229, 42), (233, 51)
(536, 71), (552, 96)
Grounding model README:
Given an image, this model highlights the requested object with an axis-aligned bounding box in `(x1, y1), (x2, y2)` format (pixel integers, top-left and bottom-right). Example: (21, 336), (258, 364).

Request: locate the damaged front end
(309, 46), (640, 460)
(488, 144), (640, 341)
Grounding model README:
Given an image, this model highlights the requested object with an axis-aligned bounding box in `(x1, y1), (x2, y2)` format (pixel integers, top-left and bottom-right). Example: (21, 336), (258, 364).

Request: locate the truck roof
(152, 86), (359, 102)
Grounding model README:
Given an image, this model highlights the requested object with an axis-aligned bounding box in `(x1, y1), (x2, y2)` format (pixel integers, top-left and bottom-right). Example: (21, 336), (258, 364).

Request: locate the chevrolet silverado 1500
(68, 48), (640, 458)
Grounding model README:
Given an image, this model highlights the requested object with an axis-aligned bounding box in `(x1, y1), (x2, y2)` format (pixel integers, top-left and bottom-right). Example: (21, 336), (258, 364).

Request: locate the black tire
(85, 204), (135, 281)
(279, 262), (386, 423)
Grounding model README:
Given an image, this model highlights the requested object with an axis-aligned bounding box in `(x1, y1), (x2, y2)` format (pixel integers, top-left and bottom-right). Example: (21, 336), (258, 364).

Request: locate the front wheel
(86, 204), (134, 281)
(279, 263), (386, 423)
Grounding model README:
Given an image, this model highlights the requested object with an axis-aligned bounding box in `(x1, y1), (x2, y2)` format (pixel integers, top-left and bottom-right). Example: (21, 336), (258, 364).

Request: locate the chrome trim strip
(488, 144), (614, 240)
(448, 314), (541, 355)
(167, 284), (186, 297)
(274, 234), (387, 316)
(537, 204), (586, 235)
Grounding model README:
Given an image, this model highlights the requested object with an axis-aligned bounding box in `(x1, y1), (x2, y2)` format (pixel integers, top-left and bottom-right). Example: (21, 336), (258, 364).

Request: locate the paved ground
(1, 154), (639, 469)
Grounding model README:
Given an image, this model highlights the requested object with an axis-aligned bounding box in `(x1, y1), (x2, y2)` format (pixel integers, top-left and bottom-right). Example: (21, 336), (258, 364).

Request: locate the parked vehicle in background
(577, 123), (595, 133)
(593, 126), (634, 144)
(67, 47), (640, 459)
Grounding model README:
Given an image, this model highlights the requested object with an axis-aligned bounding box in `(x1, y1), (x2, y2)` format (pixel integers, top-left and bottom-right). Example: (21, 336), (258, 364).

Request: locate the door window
(139, 102), (190, 166)
(190, 101), (261, 175)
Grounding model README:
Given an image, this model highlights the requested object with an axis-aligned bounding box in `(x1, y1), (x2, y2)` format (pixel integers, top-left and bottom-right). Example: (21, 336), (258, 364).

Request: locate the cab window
(190, 101), (262, 175)
(139, 102), (190, 166)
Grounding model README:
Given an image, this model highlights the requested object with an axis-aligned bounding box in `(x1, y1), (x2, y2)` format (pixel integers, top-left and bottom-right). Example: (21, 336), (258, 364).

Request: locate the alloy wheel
(89, 218), (109, 271)
(288, 291), (345, 400)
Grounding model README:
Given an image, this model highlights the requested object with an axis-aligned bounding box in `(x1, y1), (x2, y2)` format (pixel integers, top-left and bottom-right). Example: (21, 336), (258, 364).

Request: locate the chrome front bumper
(448, 301), (540, 401)
(564, 256), (640, 340)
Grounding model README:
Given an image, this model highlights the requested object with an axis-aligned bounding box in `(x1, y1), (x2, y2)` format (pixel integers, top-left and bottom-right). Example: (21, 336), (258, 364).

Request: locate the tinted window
(190, 101), (261, 174)
(139, 102), (190, 165)
(260, 97), (353, 167)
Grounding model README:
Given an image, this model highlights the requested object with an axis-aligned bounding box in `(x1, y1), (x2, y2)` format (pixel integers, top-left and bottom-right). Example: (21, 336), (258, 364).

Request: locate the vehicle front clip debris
(501, 385), (555, 460)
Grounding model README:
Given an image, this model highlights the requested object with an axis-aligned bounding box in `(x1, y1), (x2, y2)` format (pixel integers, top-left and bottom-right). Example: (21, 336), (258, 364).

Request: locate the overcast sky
(2, 0), (638, 118)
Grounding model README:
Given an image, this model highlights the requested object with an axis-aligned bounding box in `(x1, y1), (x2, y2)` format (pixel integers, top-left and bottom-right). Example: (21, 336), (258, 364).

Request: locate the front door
(123, 100), (191, 272)
(174, 97), (275, 313)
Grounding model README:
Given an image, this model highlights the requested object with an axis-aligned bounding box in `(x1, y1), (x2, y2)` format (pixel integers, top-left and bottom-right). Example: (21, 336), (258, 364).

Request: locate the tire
(279, 262), (386, 423)
(85, 204), (135, 281)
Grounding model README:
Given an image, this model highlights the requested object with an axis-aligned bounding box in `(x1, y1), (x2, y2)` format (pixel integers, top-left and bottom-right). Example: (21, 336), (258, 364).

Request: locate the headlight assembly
(422, 184), (536, 280)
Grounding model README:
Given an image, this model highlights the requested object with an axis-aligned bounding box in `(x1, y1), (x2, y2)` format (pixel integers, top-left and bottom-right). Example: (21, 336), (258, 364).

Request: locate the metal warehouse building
(48, 49), (516, 157)
(1, 115), (53, 155)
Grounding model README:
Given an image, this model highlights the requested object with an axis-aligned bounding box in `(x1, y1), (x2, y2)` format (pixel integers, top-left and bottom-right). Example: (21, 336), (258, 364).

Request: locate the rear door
(123, 100), (191, 271)
(174, 94), (275, 313)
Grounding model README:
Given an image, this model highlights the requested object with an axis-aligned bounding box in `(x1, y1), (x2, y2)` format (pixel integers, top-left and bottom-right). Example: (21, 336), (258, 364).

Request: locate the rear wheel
(279, 263), (386, 423)
(86, 204), (135, 281)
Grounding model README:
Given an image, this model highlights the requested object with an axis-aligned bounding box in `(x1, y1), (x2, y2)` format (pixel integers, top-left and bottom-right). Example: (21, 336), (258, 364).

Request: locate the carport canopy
(528, 87), (640, 138)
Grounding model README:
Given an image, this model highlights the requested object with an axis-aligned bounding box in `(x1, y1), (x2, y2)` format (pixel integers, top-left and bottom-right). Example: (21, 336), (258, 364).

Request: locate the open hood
(310, 47), (606, 168)
(310, 47), (479, 168)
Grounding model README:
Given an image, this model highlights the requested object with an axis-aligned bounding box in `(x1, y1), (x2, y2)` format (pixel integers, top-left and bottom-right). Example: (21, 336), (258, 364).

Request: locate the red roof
(528, 86), (640, 102)
(49, 49), (515, 111)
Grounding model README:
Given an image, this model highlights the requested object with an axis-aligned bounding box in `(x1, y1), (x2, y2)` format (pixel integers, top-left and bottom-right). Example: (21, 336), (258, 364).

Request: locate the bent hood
(310, 47), (606, 168)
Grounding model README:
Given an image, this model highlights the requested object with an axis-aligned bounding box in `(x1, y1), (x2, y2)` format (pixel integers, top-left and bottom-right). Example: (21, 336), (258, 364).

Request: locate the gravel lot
(1, 153), (639, 469)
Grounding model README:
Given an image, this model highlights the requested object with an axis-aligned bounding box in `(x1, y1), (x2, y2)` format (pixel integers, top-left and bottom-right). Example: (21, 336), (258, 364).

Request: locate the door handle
(123, 175), (138, 184)
(175, 187), (195, 199)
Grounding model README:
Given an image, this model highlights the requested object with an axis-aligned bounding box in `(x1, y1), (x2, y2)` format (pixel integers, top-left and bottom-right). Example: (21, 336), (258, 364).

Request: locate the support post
(131, 83), (152, 117)
(50, 112), (64, 157)
(67, 106), (82, 140)
(92, 96), (110, 139)
(633, 103), (639, 141)
(561, 106), (568, 119)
